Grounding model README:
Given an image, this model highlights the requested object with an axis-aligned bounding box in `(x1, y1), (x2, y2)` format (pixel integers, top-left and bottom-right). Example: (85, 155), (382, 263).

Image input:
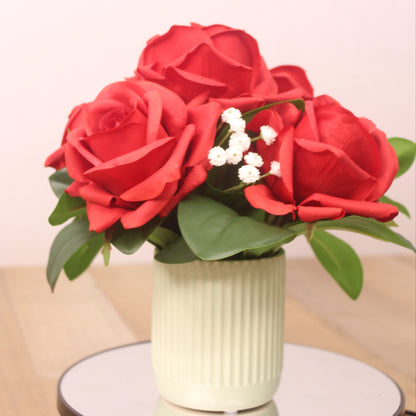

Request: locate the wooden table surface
(0, 255), (414, 415)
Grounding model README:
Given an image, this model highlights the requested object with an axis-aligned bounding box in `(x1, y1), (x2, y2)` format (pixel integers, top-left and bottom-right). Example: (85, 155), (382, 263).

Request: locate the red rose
(44, 104), (84, 170)
(270, 65), (313, 101)
(135, 23), (313, 111)
(46, 80), (220, 232)
(244, 95), (399, 222)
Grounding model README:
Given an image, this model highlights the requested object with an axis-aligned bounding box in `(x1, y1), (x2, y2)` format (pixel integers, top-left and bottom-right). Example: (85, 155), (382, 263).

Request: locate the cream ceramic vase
(151, 251), (286, 412)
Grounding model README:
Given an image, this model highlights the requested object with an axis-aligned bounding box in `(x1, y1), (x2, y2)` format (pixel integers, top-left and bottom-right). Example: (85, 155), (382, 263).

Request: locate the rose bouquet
(46, 23), (415, 299)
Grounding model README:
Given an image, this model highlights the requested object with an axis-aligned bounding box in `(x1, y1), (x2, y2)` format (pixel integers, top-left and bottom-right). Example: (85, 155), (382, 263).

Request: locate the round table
(57, 342), (405, 416)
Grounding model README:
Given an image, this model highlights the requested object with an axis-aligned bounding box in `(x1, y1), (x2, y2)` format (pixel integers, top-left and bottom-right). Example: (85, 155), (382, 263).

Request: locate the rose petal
(138, 25), (212, 68)
(65, 137), (98, 183)
(120, 125), (196, 201)
(164, 66), (227, 104)
(252, 57), (278, 97)
(66, 181), (83, 197)
(143, 91), (163, 143)
(209, 27), (260, 72)
(271, 65), (314, 99)
(175, 42), (253, 98)
(292, 138), (378, 202)
(160, 164), (208, 216)
(300, 193), (398, 222)
(79, 183), (115, 206)
(359, 119), (398, 200)
(137, 81), (188, 137)
(247, 109), (284, 135)
(121, 182), (178, 229)
(255, 126), (295, 205)
(297, 205), (345, 222)
(313, 101), (381, 177)
(85, 136), (176, 196)
(213, 96), (265, 113)
(185, 101), (221, 168)
(294, 100), (320, 141)
(244, 184), (296, 216)
(84, 122), (148, 162)
(45, 146), (65, 169)
(86, 202), (129, 233)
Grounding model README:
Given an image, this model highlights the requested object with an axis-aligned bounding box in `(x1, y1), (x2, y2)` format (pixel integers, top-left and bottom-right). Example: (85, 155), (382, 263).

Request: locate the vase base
(154, 372), (281, 412)
(155, 397), (279, 415)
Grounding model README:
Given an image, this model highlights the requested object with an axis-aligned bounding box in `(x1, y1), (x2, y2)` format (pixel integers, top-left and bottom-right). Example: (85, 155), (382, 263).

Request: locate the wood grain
(0, 255), (414, 414)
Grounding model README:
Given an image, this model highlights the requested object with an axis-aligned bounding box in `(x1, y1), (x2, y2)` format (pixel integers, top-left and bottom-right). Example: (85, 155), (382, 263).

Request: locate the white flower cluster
(260, 125), (278, 145)
(208, 147), (227, 166)
(269, 161), (282, 177)
(207, 108), (282, 185)
(221, 108), (246, 133)
(238, 165), (260, 183)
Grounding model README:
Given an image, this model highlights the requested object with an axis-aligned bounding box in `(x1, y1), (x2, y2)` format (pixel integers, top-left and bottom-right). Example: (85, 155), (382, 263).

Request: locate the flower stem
(266, 213), (276, 224)
(223, 181), (247, 193)
(250, 134), (262, 143)
(218, 130), (231, 147)
(223, 172), (271, 193)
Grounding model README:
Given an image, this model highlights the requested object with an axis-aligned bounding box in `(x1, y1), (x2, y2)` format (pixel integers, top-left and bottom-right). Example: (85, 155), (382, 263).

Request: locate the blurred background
(0, 0), (414, 267)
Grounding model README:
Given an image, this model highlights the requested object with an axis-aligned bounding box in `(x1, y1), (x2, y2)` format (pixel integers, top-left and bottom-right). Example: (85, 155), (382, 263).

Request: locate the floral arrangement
(46, 23), (415, 298)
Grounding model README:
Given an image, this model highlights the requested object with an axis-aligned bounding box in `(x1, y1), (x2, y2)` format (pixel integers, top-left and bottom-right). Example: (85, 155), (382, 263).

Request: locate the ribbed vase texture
(152, 252), (285, 412)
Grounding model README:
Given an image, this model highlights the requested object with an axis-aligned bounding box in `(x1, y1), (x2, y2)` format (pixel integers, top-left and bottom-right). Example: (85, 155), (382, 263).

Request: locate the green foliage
(148, 227), (178, 249)
(289, 216), (415, 252)
(47, 219), (104, 291)
(155, 237), (199, 263)
(111, 217), (161, 255)
(48, 192), (86, 225)
(64, 233), (105, 279)
(178, 194), (296, 260)
(101, 239), (111, 266)
(389, 137), (416, 178)
(309, 230), (363, 300)
(48, 168), (73, 198)
(242, 99), (305, 123)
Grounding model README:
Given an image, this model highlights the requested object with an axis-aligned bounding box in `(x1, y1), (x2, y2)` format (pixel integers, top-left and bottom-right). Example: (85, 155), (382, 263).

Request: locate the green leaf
(63, 232), (105, 280)
(148, 227), (178, 249)
(309, 230), (363, 300)
(379, 195), (410, 218)
(111, 217), (161, 255)
(47, 218), (103, 291)
(48, 192), (86, 225)
(101, 240), (111, 266)
(202, 183), (249, 212)
(242, 243), (282, 259)
(154, 236), (199, 264)
(388, 137), (416, 178)
(242, 99), (305, 123)
(178, 194), (296, 260)
(289, 216), (415, 252)
(49, 168), (73, 198)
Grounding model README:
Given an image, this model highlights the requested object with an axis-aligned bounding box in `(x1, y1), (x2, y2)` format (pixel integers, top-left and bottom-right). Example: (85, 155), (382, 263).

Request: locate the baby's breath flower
(269, 161), (282, 177)
(226, 146), (243, 165)
(238, 165), (260, 184)
(244, 152), (263, 168)
(221, 107), (242, 123)
(229, 132), (251, 152)
(208, 146), (227, 166)
(260, 125), (278, 145)
(228, 117), (246, 133)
